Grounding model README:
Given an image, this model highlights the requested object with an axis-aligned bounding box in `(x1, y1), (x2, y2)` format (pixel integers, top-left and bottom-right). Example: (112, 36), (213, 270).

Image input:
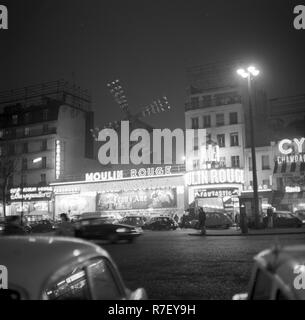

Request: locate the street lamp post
(237, 66), (260, 229)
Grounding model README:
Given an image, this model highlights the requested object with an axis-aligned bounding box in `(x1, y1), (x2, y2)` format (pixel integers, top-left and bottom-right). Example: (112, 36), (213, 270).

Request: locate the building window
(12, 114), (18, 125)
(43, 124), (49, 134)
(277, 177), (284, 190)
(24, 127), (30, 136)
(21, 174), (27, 186)
(229, 112), (238, 125)
(43, 109), (49, 121)
(193, 137), (199, 151)
(24, 112), (31, 124)
(217, 134), (225, 148)
(230, 132), (239, 146)
(23, 142), (28, 153)
(41, 174), (46, 185)
(262, 155), (270, 170)
(203, 115), (211, 128)
(22, 158), (28, 170)
(8, 144), (15, 155)
(191, 97), (199, 108)
(41, 139), (48, 151)
(220, 156), (226, 167)
(249, 157), (252, 171)
(42, 156), (47, 169)
(216, 113), (225, 126)
(191, 117), (199, 129)
(193, 159), (200, 170)
(231, 155), (240, 168)
(262, 179), (270, 187)
(206, 134), (211, 143)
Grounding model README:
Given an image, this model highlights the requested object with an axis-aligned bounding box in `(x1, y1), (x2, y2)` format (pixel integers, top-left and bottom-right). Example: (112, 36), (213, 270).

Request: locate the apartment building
(0, 80), (99, 217)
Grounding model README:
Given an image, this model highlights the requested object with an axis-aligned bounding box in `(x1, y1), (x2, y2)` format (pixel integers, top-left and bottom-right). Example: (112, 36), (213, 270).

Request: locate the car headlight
(302, 220), (305, 224)
(116, 227), (129, 233)
(0, 226), (3, 231)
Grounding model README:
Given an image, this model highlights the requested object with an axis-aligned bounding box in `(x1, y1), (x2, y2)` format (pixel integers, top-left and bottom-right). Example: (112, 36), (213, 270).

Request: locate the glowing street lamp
(237, 65), (260, 229)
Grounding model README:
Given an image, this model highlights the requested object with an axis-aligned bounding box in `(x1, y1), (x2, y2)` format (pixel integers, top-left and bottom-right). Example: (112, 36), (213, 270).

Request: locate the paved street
(99, 229), (305, 300)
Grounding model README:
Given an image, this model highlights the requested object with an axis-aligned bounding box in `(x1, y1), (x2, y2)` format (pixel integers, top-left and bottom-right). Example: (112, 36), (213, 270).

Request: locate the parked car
(74, 218), (142, 243)
(233, 245), (305, 300)
(120, 216), (146, 228)
(0, 236), (147, 300)
(180, 212), (233, 229)
(143, 217), (177, 230)
(262, 211), (303, 228)
(293, 210), (305, 225)
(0, 221), (5, 235)
(29, 220), (56, 233)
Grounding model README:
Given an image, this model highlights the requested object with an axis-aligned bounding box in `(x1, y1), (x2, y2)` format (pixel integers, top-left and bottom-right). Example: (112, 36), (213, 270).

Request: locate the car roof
(0, 236), (111, 299)
(255, 245), (305, 299)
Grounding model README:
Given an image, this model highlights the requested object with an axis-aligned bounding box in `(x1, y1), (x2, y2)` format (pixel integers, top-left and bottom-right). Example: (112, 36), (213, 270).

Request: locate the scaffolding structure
(0, 79), (91, 112)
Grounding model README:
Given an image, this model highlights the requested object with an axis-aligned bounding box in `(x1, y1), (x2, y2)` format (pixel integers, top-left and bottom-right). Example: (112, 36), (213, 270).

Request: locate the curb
(188, 231), (305, 237)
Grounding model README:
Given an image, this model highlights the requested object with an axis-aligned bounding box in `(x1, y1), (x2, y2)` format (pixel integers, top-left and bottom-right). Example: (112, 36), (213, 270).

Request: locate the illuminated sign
(54, 187), (81, 195)
(194, 188), (240, 198)
(96, 187), (177, 211)
(276, 154), (305, 164)
(187, 143), (225, 170)
(10, 186), (53, 201)
(276, 137), (305, 164)
(285, 186), (301, 193)
(185, 168), (244, 186)
(85, 166), (172, 182)
(278, 137), (305, 155)
(55, 140), (62, 180)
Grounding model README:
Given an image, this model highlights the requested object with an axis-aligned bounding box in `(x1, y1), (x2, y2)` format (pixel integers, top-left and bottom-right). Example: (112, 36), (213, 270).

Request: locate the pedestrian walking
(3, 216), (28, 235)
(267, 207), (273, 229)
(198, 207), (206, 236)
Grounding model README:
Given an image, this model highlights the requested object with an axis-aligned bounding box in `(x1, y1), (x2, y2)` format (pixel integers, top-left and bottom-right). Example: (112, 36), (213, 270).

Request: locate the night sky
(1, 0), (305, 130)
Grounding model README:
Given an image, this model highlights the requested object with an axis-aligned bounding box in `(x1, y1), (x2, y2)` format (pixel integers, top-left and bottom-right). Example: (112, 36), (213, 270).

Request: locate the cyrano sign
(277, 137), (305, 164)
(278, 137), (305, 155)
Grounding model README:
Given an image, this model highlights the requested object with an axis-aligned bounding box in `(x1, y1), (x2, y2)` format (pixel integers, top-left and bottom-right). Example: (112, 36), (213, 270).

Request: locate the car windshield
(296, 212), (305, 218)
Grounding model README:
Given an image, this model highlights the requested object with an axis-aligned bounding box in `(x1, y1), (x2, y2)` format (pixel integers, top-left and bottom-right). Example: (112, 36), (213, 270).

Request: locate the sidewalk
(188, 227), (305, 236)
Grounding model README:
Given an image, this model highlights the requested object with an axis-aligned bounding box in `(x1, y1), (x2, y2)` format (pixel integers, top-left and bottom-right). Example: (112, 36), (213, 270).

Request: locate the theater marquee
(185, 168), (244, 186)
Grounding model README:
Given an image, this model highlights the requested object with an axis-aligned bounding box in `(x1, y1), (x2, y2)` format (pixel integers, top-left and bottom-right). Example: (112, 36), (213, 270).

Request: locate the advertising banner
(55, 194), (96, 216)
(97, 188), (177, 211)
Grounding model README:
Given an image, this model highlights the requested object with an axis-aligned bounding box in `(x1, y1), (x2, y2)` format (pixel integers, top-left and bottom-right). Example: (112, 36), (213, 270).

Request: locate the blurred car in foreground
(29, 220), (56, 233)
(233, 245), (305, 300)
(181, 212), (233, 229)
(0, 236), (147, 300)
(262, 211), (302, 228)
(143, 217), (178, 230)
(74, 218), (142, 243)
(293, 210), (305, 226)
(120, 216), (146, 228)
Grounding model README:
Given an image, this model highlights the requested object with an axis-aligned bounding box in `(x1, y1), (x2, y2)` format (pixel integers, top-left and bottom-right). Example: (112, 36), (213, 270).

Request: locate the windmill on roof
(90, 79), (171, 139)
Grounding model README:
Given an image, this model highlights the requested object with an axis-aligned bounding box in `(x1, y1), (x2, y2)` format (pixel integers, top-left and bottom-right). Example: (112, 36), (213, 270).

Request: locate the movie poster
(97, 188), (177, 211)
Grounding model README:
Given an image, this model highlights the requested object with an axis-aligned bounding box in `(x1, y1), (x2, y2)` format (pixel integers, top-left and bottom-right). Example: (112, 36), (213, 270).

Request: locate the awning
(274, 161), (305, 174)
